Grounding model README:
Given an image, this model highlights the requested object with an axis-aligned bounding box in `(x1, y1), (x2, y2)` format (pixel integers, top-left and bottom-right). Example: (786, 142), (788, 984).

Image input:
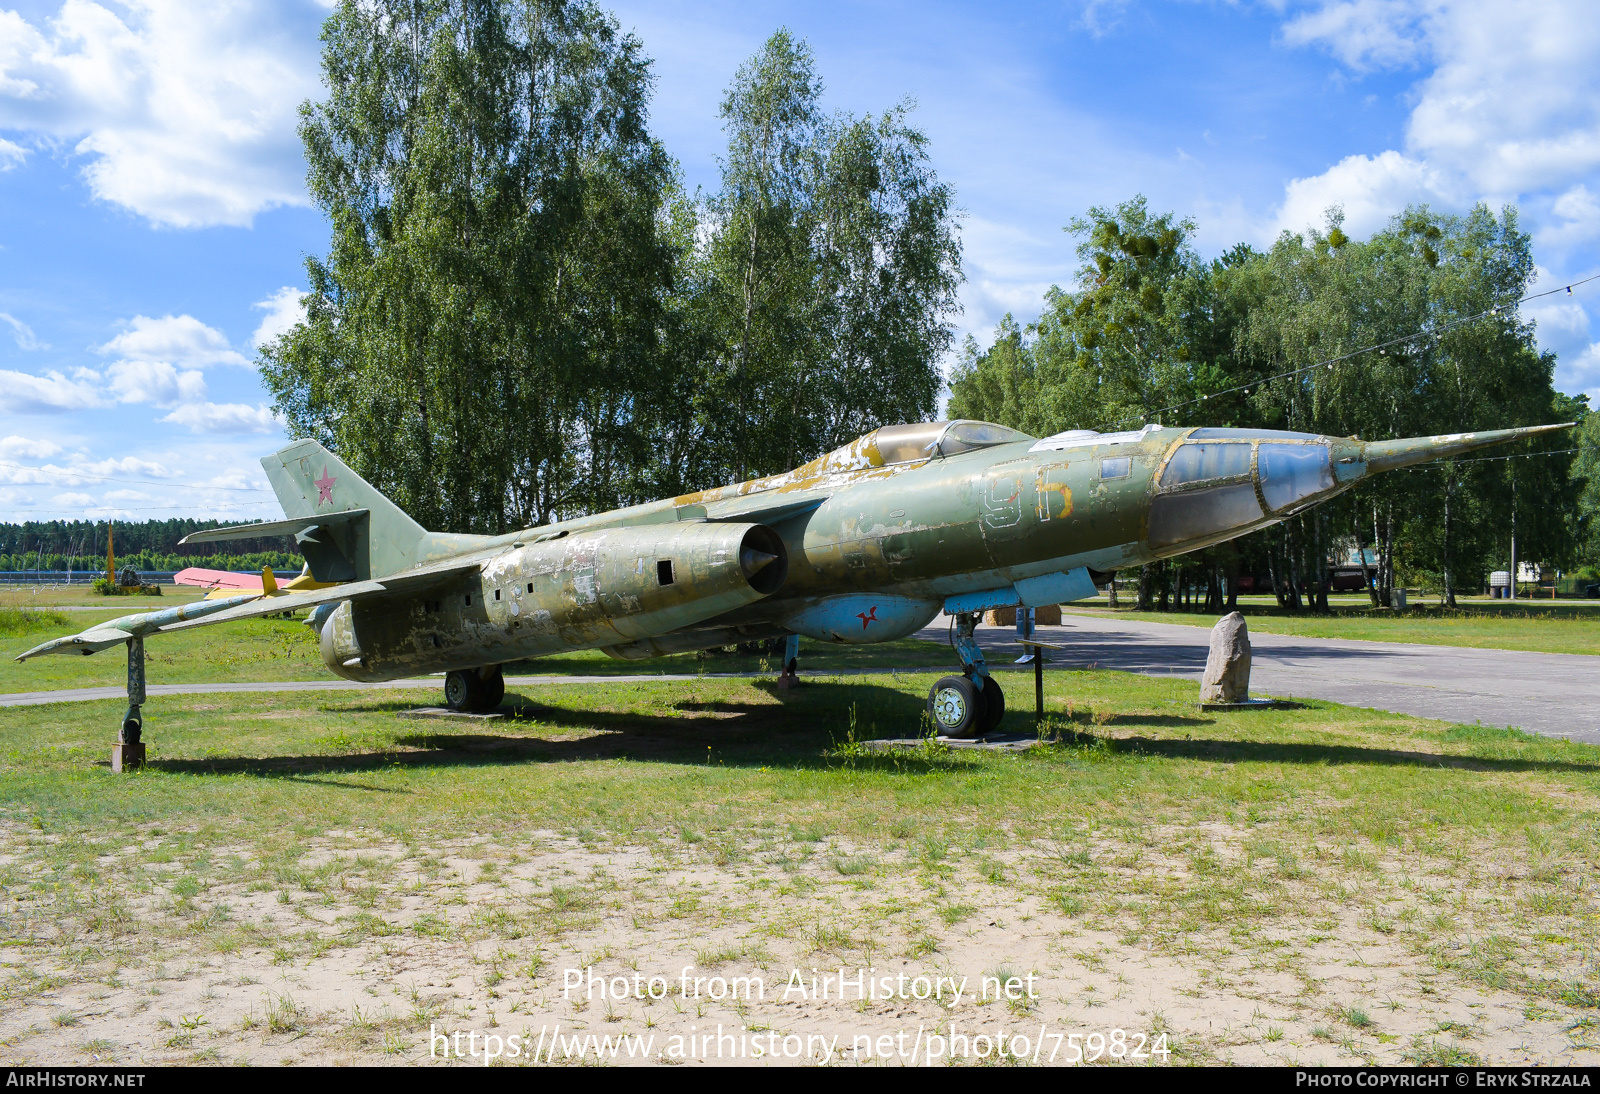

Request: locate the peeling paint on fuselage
(322, 423), (1367, 677)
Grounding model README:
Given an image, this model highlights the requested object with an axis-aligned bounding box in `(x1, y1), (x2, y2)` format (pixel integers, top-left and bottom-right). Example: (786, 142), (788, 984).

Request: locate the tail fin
(262, 440), (432, 581)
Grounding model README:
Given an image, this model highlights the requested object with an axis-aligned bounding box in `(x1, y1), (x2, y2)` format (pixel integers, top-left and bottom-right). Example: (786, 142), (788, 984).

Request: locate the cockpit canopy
(804, 420), (1034, 475)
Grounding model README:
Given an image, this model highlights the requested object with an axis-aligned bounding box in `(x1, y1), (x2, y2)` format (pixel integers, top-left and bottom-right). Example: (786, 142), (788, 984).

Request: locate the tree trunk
(1286, 524), (1303, 611)
(1315, 512), (1330, 613)
(1137, 564), (1154, 611)
(1442, 470), (1457, 608)
(1358, 505), (1378, 608)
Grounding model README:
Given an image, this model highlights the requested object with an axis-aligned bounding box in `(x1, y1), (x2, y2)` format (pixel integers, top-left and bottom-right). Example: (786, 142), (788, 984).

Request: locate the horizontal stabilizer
(162, 556), (488, 633)
(178, 508), (370, 546)
(15, 555), (488, 659)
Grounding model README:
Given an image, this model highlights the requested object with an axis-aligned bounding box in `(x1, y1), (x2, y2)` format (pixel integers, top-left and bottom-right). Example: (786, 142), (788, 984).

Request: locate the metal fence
(0, 571), (181, 586)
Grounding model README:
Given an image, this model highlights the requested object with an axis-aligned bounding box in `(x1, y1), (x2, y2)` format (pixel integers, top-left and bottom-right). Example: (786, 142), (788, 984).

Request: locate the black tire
(979, 675), (1005, 736)
(120, 706), (142, 746)
(928, 674), (985, 738)
(444, 670), (477, 712)
(476, 666), (505, 712)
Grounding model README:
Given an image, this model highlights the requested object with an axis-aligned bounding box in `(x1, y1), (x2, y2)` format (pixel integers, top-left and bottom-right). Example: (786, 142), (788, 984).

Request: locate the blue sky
(1, 0), (1597, 523)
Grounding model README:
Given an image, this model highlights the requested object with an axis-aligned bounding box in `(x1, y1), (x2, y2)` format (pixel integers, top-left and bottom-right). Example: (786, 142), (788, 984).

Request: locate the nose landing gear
(928, 612), (1005, 739)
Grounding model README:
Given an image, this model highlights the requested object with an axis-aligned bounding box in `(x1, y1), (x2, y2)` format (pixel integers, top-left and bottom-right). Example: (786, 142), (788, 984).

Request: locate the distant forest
(0, 519), (302, 573)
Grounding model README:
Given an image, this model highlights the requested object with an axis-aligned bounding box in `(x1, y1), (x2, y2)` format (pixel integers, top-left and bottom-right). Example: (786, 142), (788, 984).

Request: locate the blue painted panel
(942, 586), (1020, 615)
(784, 594), (942, 644)
(1015, 567), (1098, 606)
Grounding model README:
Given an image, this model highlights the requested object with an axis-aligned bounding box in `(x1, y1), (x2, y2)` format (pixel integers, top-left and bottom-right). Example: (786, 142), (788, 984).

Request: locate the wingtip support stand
(112, 636), (146, 773)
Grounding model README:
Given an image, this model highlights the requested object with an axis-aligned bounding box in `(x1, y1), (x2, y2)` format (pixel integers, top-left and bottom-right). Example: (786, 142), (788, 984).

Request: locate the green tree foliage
(261, 0), (675, 533)
(952, 198), (1583, 609)
(261, 14), (961, 529)
(696, 30), (961, 480)
(0, 520), (300, 566)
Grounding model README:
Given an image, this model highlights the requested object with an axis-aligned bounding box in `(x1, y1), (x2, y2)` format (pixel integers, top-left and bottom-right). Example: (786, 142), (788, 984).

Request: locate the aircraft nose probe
(1358, 422), (1576, 475)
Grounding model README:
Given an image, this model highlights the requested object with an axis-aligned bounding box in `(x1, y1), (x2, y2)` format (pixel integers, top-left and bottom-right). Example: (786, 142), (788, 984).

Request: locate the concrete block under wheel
(1198, 698), (1298, 711)
(396, 707), (510, 722)
(111, 743), (145, 771)
(865, 733), (1051, 753)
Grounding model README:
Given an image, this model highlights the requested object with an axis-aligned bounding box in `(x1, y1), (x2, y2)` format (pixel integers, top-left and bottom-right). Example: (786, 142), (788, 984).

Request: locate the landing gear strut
(928, 612), (1005, 739)
(444, 664), (506, 713)
(776, 634), (801, 691)
(113, 636), (146, 772)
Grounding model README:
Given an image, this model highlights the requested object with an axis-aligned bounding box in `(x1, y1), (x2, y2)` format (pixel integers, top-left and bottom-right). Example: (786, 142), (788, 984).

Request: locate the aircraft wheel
(444, 670), (477, 712)
(476, 666), (505, 713)
(928, 675), (985, 738)
(978, 675), (1005, 736)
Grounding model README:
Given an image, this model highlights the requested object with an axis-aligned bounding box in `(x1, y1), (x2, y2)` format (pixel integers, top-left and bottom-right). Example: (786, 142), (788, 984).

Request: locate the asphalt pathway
(921, 612), (1597, 743)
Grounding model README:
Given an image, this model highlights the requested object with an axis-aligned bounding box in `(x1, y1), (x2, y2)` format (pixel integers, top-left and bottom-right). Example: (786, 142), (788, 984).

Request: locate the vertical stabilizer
(262, 440), (430, 580)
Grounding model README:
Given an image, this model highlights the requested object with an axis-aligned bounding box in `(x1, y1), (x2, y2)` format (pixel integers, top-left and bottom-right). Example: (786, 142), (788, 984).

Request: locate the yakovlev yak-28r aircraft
(17, 418), (1571, 759)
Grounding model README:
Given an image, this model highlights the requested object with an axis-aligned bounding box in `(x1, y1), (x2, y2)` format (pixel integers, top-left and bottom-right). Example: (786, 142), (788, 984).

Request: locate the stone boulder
(1200, 612), (1251, 703)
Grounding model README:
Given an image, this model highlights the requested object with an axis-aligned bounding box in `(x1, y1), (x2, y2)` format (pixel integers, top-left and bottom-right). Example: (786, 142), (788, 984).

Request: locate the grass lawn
(1068, 598), (1600, 656)
(2, 668), (1598, 1066)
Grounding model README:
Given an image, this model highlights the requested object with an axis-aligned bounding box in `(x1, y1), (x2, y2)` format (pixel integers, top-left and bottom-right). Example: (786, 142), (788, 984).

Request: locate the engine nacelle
(318, 521), (788, 681)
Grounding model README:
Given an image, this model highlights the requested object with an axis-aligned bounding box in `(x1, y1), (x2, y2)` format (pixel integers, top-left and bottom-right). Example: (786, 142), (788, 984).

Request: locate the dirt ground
(2, 823), (1592, 1067)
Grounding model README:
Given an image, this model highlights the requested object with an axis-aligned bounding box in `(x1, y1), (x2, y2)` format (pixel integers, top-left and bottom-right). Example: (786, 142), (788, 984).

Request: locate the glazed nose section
(1256, 442), (1334, 513)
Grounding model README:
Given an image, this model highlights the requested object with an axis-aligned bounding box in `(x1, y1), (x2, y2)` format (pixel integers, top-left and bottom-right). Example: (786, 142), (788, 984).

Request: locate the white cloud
(0, 136), (26, 170)
(1280, 0), (1438, 72)
(1554, 342), (1600, 405)
(1281, 1), (1600, 202)
(102, 488), (153, 501)
(1272, 149), (1457, 239)
(105, 359), (206, 406)
(0, 367), (104, 411)
(1404, 1), (1600, 196)
(1538, 184), (1600, 249)
(1526, 297), (1590, 341)
(0, 311), (45, 349)
(251, 286), (305, 349)
(160, 401), (281, 434)
(0, 1), (324, 228)
(50, 491), (95, 508)
(0, 435), (63, 459)
(78, 455), (172, 477)
(1079, 0), (1133, 38)
(97, 314), (249, 367)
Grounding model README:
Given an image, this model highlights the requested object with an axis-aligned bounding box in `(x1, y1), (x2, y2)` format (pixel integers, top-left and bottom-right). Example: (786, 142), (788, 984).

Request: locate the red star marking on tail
(857, 605), (879, 629)
(314, 466), (337, 505)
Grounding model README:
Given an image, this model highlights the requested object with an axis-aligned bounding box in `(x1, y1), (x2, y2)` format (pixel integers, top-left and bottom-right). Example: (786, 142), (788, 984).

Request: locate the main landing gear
(927, 612), (1004, 739)
(444, 664), (506, 713)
